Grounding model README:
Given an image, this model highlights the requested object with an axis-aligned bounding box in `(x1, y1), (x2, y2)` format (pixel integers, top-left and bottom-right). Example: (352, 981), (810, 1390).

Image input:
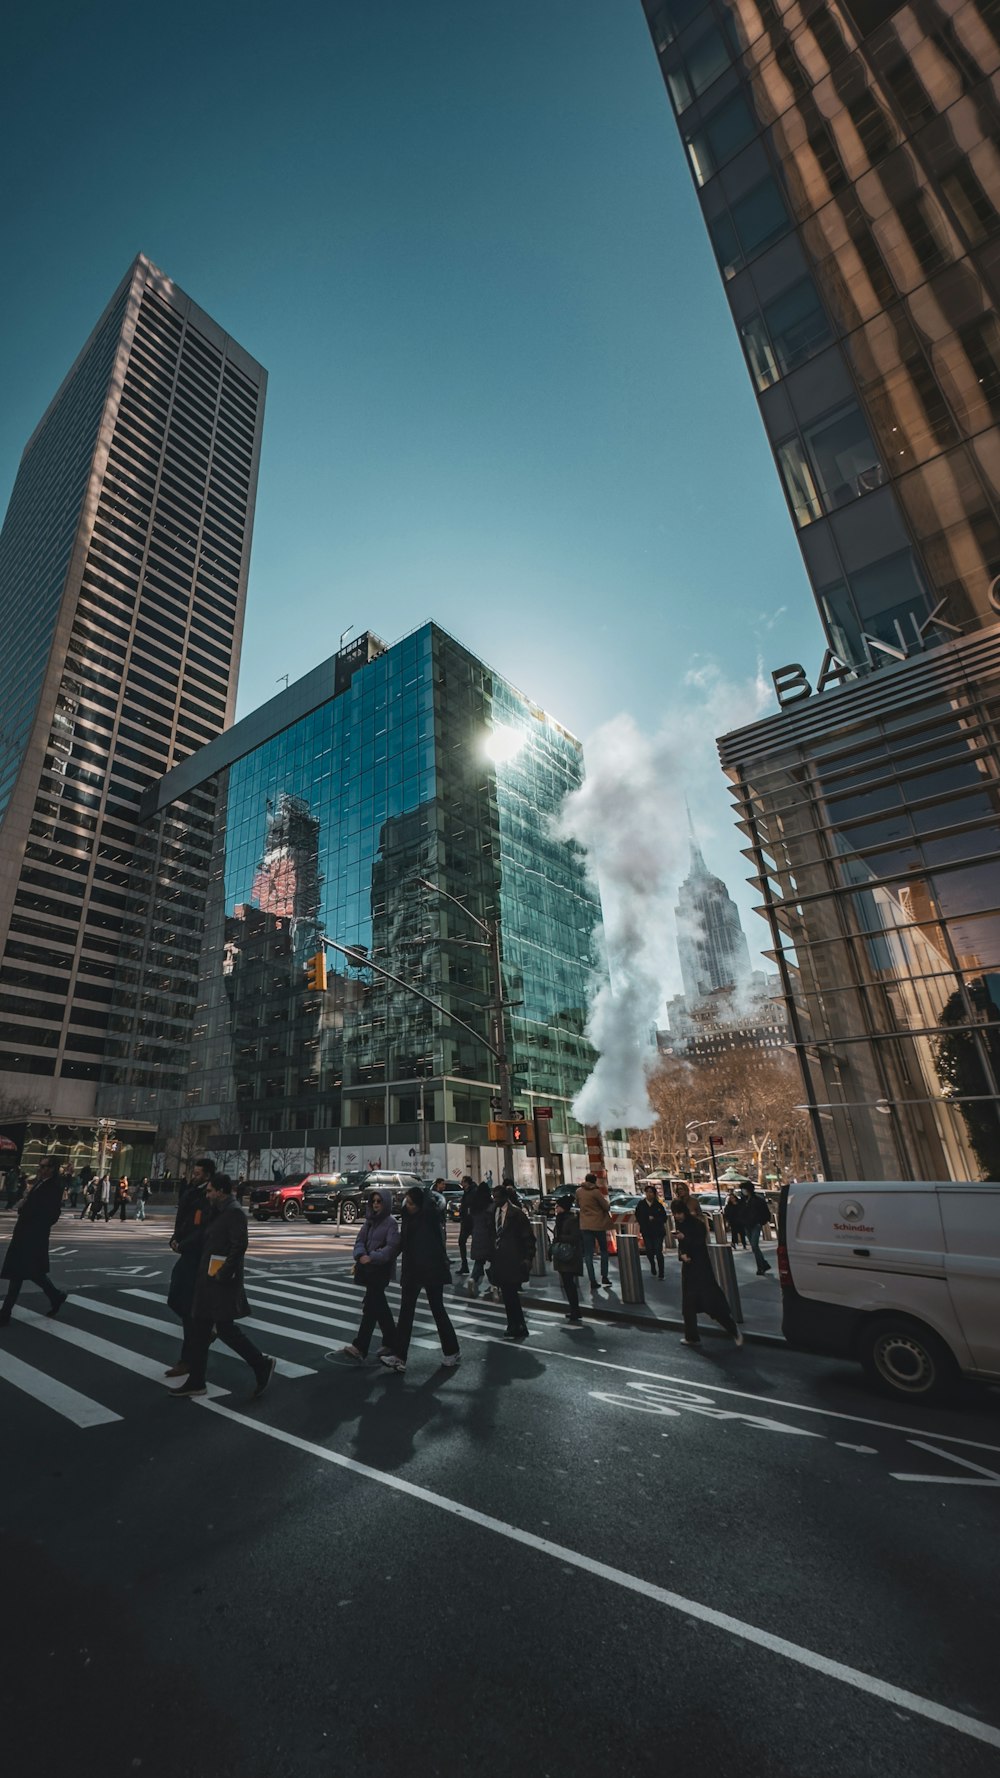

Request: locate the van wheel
(859, 1317), (957, 1403)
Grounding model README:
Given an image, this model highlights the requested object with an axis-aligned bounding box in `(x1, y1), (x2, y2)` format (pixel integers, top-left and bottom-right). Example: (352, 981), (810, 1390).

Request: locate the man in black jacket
(170, 1174), (275, 1400)
(743, 1183), (773, 1275)
(165, 1156), (215, 1377)
(0, 1157), (68, 1324)
(490, 1181), (535, 1341)
(456, 1174), (477, 1276)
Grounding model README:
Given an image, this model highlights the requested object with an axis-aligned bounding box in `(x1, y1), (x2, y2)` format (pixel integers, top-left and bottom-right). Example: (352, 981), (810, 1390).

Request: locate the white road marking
(891, 1440), (1000, 1487)
(68, 1294), (315, 1379)
(249, 1279), (480, 1331)
(0, 1349), (121, 1427)
(504, 1345), (1000, 1457)
(591, 1380), (825, 1439)
(123, 1290), (447, 1355)
(12, 1307), (229, 1397)
(199, 1398), (1000, 1754)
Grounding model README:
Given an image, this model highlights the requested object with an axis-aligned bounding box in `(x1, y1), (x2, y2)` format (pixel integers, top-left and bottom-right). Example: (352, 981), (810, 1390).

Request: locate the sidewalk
(455, 1239), (785, 1344)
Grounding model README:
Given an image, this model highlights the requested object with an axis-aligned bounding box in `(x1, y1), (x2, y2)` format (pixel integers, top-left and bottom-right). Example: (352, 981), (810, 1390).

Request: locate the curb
(467, 1281), (785, 1348)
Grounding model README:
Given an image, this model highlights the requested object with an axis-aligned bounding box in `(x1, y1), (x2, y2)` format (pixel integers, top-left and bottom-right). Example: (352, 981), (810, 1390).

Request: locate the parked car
(314, 1170), (425, 1224)
(779, 1178), (1000, 1402)
(248, 1176), (312, 1222)
(441, 1190), (465, 1222)
(301, 1172), (369, 1223)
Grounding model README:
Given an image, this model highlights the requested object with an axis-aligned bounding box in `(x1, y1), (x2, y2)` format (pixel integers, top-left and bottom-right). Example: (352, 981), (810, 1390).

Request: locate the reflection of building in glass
(134, 624), (603, 1184)
(0, 252), (266, 1159)
(641, 0), (1000, 662)
(720, 628), (1000, 1179)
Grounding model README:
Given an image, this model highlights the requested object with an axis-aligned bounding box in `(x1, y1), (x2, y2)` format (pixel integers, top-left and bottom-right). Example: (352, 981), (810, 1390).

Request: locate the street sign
(534, 1107), (553, 1119)
(490, 1095), (503, 1113)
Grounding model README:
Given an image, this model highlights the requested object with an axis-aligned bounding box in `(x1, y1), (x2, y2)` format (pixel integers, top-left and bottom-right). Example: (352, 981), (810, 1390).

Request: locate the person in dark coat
(170, 1175), (275, 1399)
(743, 1183), (773, 1274)
(549, 1190), (584, 1325)
(489, 1180), (535, 1341)
(339, 1189), (401, 1362)
(724, 1188), (749, 1250)
(380, 1185), (459, 1373)
(466, 1181), (494, 1295)
(0, 1157), (68, 1324)
(456, 1174), (477, 1276)
(115, 1177), (129, 1222)
(165, 1156), (215, 1377)
(635, 1184), (668, 1278)
(672, 1198), (743, 1348)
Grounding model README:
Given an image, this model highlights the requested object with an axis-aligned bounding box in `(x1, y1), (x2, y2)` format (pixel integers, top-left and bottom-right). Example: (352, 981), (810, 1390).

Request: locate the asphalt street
(2, 1215), (999, 1778)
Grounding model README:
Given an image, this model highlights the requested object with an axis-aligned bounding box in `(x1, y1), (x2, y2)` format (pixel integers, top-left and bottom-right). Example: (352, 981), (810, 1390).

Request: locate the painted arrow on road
(891, 1439), (1000, 1486)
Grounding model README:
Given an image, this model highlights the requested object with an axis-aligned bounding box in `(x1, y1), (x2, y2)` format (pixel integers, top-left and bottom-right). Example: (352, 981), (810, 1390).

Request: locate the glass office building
(641, 0), (1000, 663)
(118, 625), (602, 1186)
(720, 626), (1000, 1179)
(642, 0), (1000, 1175)
(0, 254), (265, 1179)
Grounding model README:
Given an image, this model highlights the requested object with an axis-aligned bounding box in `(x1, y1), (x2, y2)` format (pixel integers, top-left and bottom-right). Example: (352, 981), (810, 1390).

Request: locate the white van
(778, 1180), (1000, 1402)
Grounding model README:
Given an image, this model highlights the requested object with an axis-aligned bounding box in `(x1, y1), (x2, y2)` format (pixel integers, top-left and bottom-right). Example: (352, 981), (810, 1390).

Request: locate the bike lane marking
(508, 1342), (1000, 1457)
(199, 1397), (1000, 1754)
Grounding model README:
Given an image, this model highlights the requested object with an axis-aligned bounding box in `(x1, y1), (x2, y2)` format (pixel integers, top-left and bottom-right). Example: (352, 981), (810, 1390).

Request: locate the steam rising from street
(559, 661), (773, 1133)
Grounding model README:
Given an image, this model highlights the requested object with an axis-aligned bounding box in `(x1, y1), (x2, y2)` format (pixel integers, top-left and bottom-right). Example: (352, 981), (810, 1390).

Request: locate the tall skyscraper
(0, 255), (266, 1142)
(641, 2), (1000, 1178)
(121, 624), (605, 1188)
(674, 831), (753, 1005)
(641, 0), (1000, 665)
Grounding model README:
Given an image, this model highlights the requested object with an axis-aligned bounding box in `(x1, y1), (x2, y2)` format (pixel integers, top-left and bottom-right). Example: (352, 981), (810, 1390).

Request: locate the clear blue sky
(1, 0), (823, 977)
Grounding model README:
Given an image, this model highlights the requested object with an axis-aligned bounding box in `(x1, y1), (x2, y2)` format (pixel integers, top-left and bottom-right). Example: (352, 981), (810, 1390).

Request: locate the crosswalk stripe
(68, 1294), (316, 1379)
(246, 1282), (484, 1344)
(123, 1288), (458, 1355)
(0, 1348), (122, 1427)
(296, 1274), (509, 1324)
(12, 1306), (230, 1397)
(248, 1279), (478, 1327)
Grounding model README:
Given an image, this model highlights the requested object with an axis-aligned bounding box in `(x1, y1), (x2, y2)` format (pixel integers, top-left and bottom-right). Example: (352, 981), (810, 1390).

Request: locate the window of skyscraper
(685, 91), (757, 184)
(777, 401), (884, 525)
(710, 174), (791, 276)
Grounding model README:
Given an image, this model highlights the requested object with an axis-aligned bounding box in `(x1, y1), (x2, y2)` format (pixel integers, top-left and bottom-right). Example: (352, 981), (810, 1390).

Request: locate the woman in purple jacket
(339, 1190), (402, 1363)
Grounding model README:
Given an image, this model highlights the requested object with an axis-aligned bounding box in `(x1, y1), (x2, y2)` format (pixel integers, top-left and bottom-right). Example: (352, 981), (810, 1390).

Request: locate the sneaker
(733, 1329), (745, 1347)
(440, 1353), (461, 1368)
(339, 1345), (365, 1363)
(589, 1281), (600, 1292)
(252, 1356), (277, 1399)
(46, 1292), (68, 1318)
(680, 1337), (702, 1347)
(168, 1381), (208, 1398)
(565, 1317), (584, 1327)
(379, 1352), (405, 1372)
(503, 1329), (529, 1342)
(163, 1362), (189, 1377)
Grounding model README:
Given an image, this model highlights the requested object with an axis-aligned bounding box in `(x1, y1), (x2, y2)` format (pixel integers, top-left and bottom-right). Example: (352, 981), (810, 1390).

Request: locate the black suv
(302, 1172), (369, 1223)
(303, 1169), (424, 1224)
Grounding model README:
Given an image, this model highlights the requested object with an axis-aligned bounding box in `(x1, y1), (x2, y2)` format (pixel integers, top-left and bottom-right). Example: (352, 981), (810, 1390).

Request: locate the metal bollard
(530, 1216), (548, 1276)
(616, 1232), (646, 1305)
(712, 1211), (728, 1244)
(708, 1243), (743, 1325)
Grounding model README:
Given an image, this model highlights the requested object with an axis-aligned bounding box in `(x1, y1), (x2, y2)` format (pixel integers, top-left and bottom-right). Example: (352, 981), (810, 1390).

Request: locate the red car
(248, 1177), (310, 1222)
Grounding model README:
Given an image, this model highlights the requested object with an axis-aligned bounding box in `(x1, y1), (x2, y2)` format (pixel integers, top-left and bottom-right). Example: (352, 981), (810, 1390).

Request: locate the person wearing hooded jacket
(380, 1186), (460, 1373)
(576, 1172), (613, 1290)
(339, 1189), (401, 1362)
(489, 1180), (535, 1340)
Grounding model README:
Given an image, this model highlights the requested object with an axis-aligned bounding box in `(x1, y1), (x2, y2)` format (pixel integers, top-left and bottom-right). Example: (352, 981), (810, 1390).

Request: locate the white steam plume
(558, 661), (773, 1132)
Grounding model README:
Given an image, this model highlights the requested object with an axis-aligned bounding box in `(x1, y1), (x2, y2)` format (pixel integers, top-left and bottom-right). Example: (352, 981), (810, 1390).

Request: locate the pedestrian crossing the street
(0, 1272), (515, 1431)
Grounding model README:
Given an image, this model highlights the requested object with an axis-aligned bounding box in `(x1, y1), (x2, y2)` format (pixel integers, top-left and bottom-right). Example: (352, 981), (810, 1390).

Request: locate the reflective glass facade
(115, 626), (602, 1182)
(642, 0), (1000, 665)
(0, 255), (266, 1116)
(720, 627), (1000, 1179)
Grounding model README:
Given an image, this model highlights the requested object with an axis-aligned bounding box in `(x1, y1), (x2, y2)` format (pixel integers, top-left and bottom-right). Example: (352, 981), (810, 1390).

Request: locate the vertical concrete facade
(0, 255), (266, 1121)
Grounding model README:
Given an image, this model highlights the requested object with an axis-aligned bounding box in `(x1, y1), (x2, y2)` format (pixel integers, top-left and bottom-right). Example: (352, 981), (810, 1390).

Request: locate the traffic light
(304, 950), (328, 992)
(510, 1122), (528, 1144)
